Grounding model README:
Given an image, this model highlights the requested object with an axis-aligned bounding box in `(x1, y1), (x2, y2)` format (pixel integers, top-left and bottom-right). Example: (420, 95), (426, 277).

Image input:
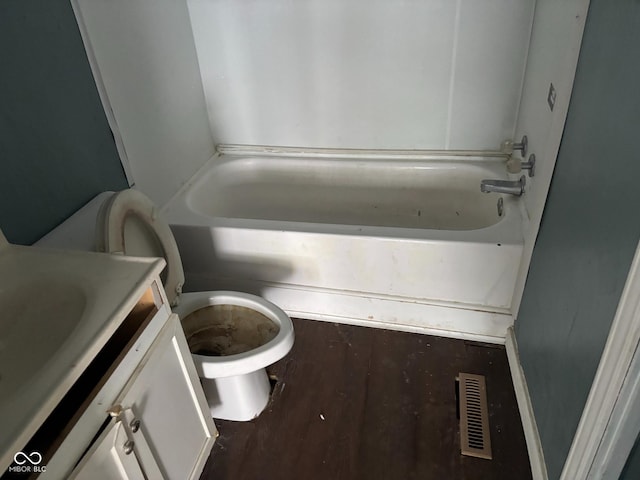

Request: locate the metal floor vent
(459, 372), (492, 459)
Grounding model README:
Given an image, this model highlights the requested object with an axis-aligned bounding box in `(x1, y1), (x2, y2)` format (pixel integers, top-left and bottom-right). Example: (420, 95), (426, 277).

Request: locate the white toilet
(36, 189), (295, 421)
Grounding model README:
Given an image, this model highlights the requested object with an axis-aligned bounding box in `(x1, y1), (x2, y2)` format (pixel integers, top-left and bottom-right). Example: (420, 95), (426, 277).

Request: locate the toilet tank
(35, 192), (114, 250)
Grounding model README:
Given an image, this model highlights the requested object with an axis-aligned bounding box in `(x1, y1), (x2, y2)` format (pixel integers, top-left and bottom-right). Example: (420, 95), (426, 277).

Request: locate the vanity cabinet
(0, 230), (215, 479)
(20, 278), (216, 480)
(70, 315), (214, 479)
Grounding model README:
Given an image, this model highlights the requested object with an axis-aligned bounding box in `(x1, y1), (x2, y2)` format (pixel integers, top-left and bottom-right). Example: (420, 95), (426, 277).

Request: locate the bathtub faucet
(480, 175), (526, 196)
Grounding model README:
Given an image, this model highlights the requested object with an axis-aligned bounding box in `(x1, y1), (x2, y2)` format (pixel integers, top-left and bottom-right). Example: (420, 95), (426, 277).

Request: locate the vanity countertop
(0, 244), (165, 471)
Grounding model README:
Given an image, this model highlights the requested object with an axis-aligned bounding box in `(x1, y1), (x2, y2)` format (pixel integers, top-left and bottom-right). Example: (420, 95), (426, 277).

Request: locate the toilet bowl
(36, 189), (295, 421)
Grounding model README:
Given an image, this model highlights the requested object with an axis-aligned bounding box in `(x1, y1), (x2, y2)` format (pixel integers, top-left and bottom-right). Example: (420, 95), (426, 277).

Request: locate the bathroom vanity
(0, 232), (216, 479)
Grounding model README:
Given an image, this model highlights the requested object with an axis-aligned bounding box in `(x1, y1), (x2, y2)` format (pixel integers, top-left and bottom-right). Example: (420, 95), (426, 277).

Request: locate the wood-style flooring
(200, 319), (531, 480)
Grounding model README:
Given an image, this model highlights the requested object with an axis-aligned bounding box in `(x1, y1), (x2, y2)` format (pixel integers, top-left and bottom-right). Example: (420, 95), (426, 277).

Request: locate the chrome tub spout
(480, 175), (526, 196)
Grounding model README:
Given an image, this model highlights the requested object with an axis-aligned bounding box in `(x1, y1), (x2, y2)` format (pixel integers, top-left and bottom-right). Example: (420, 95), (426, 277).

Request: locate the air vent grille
(459, 372), (492, 459)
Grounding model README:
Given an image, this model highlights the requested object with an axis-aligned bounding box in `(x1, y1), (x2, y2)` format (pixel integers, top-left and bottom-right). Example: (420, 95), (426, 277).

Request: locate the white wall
(188, 0), (534, 150)
(73, 0), (216, 206)
(511, 0), (591, 314)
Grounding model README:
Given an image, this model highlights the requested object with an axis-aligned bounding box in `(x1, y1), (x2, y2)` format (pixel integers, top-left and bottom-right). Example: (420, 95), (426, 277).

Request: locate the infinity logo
(13, 451), (42, 465)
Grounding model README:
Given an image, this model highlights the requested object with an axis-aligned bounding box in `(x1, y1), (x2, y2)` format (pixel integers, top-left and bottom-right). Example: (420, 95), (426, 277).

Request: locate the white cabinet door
(114, 314), (217, 480)
(70, 314), (216, 480)
(69, 418), (149, 480)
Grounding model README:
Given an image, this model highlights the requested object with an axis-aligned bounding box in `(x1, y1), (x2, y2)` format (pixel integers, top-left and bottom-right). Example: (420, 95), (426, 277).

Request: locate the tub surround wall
(0, 0), (128, 245)
(69, 3), (585, 325)
(515, 0), (640, 477)
(188, 0), (534, 150)
(64, 0), (588, 346)
(72, 0), (216, 206)
(510, 0), (590, 315)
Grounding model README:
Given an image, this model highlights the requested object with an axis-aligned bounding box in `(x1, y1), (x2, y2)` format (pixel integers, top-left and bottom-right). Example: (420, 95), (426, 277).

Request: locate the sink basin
(0, 276), (87, 404)
(0, 234), (165, 472)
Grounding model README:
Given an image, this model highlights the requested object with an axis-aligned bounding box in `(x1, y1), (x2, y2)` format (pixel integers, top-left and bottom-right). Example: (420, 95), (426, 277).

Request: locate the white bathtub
(163, 149), (524, 343)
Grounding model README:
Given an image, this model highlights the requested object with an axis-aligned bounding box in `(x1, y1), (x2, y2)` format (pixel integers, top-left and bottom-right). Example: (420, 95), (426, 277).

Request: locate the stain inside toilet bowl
(181, 305), (279, 356)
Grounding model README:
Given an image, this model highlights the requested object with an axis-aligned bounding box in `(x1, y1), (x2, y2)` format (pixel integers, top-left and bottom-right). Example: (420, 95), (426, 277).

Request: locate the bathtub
(163, 148), (524, 343)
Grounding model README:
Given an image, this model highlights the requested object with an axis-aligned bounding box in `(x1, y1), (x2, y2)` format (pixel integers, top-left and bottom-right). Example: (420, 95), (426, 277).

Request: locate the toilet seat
(95, 189), (184, 305)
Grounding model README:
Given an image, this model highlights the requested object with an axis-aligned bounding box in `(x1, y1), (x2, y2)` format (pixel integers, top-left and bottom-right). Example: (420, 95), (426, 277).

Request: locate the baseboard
(505, 327), (548, 480)
(186, 275), (513, 344)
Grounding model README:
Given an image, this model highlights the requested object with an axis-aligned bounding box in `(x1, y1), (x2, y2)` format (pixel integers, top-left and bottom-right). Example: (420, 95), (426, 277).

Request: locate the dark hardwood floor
(200, 318), (531, 480)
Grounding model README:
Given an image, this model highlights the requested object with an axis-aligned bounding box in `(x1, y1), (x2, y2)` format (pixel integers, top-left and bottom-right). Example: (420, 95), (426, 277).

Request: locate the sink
(0, 276), (87, 404)
(0, 233), (166, 471)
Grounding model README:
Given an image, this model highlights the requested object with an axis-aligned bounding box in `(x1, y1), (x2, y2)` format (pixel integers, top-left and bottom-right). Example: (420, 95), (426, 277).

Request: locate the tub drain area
(181, 304), (279, 356)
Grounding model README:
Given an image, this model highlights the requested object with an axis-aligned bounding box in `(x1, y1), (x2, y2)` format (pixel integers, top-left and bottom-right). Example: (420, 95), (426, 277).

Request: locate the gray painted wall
(515, 1), (640, 478)
(621, 433), (640, 480)
(0, 0), (128, 245)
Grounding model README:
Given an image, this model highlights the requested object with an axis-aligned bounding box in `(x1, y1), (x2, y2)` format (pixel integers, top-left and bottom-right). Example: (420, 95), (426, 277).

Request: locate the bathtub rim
(166, 212), (524, 246)
(162, 151), (525, 246)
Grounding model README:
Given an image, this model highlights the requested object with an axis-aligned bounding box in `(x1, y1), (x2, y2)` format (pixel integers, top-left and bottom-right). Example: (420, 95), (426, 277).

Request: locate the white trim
(185, 275), (513, 344)
(69, 0), (134, 186)
(591, 341), (640, 479)
(561, 240), (640, 479)
(506, 327), (548, 480)
(0, 229), (8, 250)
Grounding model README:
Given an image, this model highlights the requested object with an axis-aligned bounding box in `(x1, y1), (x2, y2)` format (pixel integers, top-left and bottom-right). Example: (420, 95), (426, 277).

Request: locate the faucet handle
(521, 154), (536, 177)
(506, 157), (522, 173)
(501, 135), (528, 157)
(506, 153), (536, 177)
(513, 135), (528, 157)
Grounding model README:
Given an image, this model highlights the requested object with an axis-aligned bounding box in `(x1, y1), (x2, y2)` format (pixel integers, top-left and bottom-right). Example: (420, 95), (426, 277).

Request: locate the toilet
(36, 189), (294, 421)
